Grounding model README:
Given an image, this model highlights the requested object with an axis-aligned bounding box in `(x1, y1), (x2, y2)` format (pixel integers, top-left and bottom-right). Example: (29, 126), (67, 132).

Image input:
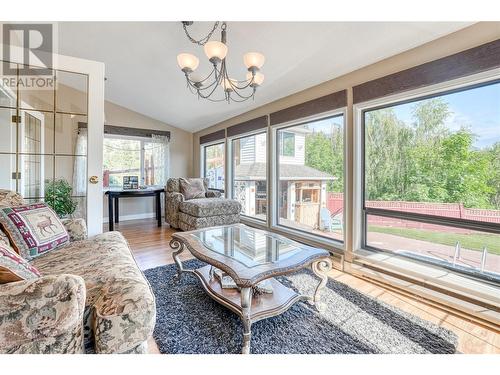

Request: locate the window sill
(240, 216), (345, 254)
(350, 249), (500, 326)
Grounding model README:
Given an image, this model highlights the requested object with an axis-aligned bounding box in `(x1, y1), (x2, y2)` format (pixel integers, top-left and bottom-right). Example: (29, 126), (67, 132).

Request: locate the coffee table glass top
(190, 226), (306, 268)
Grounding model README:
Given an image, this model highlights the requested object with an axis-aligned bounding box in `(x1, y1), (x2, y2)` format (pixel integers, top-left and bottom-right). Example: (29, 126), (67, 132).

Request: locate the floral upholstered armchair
(165, 178), (241, 231)
(0, 190), (155, 354)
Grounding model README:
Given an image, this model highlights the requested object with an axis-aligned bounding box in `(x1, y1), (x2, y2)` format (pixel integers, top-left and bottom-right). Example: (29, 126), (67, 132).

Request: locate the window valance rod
(78, 122), (171, 140)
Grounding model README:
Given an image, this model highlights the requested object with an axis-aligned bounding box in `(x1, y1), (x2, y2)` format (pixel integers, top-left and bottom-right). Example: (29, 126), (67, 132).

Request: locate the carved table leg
(311, 257), (333, 312)
(240, 287), (253, 354)
(170, 239), (185, 280)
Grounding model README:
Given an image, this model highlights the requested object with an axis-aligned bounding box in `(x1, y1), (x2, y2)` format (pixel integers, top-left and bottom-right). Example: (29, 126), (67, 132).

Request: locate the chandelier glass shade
(177, 22), (265, 103)
(204, 41), (228, 62)
(177, 53), (199, 72)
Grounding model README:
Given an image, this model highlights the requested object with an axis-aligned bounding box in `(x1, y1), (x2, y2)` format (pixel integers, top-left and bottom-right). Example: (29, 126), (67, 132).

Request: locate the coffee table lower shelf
(194, 265), (302, 323)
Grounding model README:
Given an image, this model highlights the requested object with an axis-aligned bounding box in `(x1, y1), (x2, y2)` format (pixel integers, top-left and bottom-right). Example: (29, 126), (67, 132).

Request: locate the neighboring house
(234, 129), (335, 230)
(206, 164), (225, 190)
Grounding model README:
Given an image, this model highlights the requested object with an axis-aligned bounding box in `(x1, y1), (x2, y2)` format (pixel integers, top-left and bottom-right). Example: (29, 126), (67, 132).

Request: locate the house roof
(234, 162), (335, 181)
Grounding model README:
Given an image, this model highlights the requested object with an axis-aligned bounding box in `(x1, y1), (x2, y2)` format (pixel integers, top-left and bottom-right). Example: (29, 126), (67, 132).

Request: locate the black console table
(105, 187), (164, 231)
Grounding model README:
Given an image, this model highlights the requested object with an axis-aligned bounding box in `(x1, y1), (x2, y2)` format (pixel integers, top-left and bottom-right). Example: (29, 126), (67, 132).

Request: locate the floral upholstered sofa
(165, 178), (241, 231)
(0, 190), (156, 354)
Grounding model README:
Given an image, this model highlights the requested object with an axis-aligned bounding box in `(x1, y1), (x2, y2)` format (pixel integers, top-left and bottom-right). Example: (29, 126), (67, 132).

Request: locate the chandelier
(176, 22), (265, 103)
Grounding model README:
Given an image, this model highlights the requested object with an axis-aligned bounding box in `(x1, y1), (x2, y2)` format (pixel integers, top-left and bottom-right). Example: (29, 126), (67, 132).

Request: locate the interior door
(0, 52), (104, 235)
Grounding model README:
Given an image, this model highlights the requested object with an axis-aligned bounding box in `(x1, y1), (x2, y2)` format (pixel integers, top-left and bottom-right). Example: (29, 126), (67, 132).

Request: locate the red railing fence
(326, 193), (500, 230)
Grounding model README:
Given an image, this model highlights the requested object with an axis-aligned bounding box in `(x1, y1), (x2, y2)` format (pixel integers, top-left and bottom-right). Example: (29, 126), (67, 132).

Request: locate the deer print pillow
(0, 242), (41, 284)
(0, 203), (69, 260)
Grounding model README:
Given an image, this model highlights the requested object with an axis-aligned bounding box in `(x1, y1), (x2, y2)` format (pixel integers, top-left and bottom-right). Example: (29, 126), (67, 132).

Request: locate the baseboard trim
(103, 212), (159, 222)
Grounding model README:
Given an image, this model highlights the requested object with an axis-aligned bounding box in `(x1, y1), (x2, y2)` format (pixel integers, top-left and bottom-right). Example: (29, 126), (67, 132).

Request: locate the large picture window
(203, 142), (225, 191)
(277, 114), (344, 242)
(103, 136), (168, 188)
(362, 81), (500, 280)
(232, 132), (267, 220)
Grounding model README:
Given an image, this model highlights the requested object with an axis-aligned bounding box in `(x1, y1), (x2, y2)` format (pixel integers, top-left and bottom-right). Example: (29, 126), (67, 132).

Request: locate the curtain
(72, 128), (87, 218)
(150, 134), (170, 187)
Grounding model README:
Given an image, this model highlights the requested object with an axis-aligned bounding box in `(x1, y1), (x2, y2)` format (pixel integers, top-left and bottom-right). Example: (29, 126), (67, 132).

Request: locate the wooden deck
(108, 219), (500, 354)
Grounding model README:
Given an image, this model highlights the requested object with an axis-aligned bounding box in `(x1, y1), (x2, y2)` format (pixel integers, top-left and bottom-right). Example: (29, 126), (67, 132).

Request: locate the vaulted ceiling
(57, 22), (473, 132)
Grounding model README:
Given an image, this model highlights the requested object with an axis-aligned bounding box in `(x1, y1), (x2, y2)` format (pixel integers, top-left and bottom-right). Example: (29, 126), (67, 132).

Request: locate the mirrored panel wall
(0, 62), (89, 219)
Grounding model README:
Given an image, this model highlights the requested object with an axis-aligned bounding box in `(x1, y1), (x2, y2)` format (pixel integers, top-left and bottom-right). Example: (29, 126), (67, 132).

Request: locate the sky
(391, 82), (500, 149)
(304, 115), (344, 132)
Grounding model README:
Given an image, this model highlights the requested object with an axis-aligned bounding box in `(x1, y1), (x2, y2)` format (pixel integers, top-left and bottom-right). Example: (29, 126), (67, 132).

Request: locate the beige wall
(103, 100), (193, 219)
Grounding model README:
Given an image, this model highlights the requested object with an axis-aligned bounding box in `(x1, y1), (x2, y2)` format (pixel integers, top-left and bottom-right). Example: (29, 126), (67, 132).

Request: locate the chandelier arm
(225, 68), (255, 91)
(185, 78), (202, 92)
(229, 89), (256, 101)
(196, 90), (228, 102)
(194, 79), (255, 103)
(229, 77), (255, 91)
(185, 63), (223, 92)
(186, 72), (218, 91)
(188, 80), (228, 102)
(191, 68), (217, 85)
(195, 70), (225, 100)
(186, 80), (201, 94)
(186, 82), (198, 95)
(219, 60), (256, 100)
(189, 63), (223, 93)
(227, 80), (257, 99)
(204, 95), (233, 103)
(199, 64), (224, 89)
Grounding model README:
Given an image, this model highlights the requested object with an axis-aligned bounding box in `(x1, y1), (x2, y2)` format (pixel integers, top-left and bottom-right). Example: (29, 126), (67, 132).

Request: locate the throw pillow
(0, 243), (41, 284)
(0, 229), (10, 247)
(0, 203), (69, 260)
(179, 178), (206, 200)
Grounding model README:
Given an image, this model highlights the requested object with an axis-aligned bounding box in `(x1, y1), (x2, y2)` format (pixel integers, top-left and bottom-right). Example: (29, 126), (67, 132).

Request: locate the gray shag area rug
(144, 260), (458, 354)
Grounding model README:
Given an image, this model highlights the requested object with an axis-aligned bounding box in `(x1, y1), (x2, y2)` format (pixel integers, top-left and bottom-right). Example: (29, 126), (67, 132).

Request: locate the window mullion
(140, 140), (145, 185)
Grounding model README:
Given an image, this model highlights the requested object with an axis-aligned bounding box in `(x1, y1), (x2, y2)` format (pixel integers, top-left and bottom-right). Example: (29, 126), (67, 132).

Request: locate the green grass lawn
(369, 226), (500, 255)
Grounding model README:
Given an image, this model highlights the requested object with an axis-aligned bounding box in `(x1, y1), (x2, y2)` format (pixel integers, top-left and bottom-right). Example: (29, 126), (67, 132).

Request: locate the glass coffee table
(169, 224), (332, 354)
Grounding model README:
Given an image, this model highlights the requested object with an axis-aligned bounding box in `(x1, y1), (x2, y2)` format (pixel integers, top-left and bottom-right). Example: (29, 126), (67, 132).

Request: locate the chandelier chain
(182, 21), (220, 46)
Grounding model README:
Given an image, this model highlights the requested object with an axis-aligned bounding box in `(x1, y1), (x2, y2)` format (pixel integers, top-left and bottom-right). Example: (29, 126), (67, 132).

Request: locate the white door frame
(18, 109), (45, 198)
(53, 55), (105, 236)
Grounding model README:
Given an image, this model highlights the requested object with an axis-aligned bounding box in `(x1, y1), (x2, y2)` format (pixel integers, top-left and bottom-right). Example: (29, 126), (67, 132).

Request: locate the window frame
(201, 140), (226, 192)
(229, 129), (268, 222)
(270, 109), (347, 248)
(103, 133), (160, 188)
(354, 70), (500, 281)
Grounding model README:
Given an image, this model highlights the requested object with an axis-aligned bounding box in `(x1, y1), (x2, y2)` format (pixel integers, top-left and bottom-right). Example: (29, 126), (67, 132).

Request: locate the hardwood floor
(110, 218), (500, 354)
